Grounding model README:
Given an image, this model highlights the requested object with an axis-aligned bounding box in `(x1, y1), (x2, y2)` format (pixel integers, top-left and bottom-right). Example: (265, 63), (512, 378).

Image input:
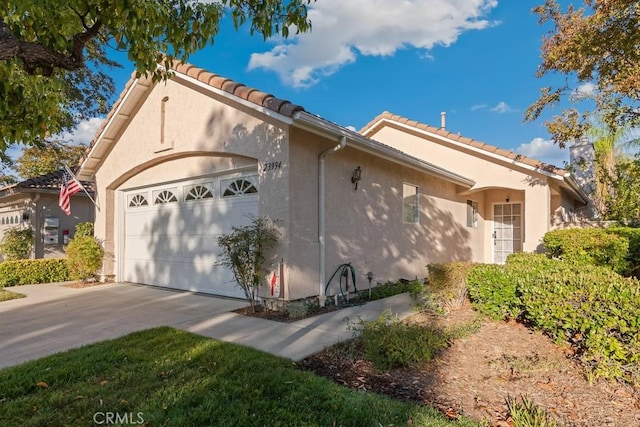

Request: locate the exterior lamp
(366, 271), (374, 299)
(351, 166), (362, 190)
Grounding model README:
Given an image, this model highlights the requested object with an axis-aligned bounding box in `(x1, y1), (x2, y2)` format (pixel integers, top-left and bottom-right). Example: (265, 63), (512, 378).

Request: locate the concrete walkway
(0, 282), (414, 369)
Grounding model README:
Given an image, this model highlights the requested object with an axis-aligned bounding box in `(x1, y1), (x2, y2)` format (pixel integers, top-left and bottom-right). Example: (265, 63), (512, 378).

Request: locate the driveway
(0, 282), (246, 369)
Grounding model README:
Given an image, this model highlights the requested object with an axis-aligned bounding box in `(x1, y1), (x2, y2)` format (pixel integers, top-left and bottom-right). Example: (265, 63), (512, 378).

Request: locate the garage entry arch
(121, 172), (258, 298)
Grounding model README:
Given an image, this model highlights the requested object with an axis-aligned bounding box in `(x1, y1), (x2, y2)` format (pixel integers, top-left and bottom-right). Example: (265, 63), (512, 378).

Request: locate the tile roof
(360, 112), (567, 176)
(9, 170), (94, 193)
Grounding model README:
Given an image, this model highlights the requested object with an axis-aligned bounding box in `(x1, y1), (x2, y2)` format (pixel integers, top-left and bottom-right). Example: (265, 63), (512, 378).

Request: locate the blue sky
(68, 1), (585, 167)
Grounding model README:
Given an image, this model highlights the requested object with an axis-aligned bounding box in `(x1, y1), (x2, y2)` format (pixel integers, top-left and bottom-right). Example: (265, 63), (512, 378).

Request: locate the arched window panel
(128, 193), (149, 208)
(221, 177), (258, 198)
(153, 189), (178, 205)
(184, 184), (214, 201)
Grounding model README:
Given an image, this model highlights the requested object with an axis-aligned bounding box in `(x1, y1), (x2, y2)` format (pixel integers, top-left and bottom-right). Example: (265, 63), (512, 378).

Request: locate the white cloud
(516, 137), (569, 167)
(59, 117), (105, 146)
(570, 82), (596, 101)
(248, 0), (499, 87)
(470, 104), (487, 111)
(490, 101), (513, 113)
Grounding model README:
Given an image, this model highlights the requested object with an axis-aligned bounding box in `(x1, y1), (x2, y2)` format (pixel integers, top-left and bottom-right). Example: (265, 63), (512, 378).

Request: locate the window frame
(466, 199), (478, 228)
(402, 183), (419, 224)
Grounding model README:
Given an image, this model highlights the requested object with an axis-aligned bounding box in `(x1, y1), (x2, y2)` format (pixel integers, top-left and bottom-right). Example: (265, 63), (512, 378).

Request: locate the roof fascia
(293, 112), (475, 188)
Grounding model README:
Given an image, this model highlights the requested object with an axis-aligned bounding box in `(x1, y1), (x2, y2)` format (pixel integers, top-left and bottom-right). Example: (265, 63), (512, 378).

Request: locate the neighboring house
(77, 62), (590, 303)
(0, 171), (95, 259)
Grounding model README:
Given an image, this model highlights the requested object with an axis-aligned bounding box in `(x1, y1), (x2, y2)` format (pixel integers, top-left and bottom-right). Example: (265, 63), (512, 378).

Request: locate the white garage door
(123, 175), (258, 298)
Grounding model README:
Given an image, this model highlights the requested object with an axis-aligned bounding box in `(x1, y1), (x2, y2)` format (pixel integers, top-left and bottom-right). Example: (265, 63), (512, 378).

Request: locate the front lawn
(0, 327), (473, 426)
(0, 288), (25, 302)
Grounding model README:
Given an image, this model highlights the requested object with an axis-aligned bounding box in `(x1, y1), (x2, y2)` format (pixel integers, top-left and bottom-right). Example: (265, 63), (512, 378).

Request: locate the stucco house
(0, 171), (95, 259)
(77, 62), (589, 303)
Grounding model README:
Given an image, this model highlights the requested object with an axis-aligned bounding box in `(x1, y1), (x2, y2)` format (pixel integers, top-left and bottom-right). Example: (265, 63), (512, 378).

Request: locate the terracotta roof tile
(359, 111), (567, 175)
(15, 170), (94, 193)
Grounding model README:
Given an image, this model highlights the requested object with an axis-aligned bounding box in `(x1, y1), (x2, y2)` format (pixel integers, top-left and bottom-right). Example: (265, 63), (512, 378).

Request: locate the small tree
(73, 222), (94, 238)
(65, 236), (104, 281)
(217, 217), (280, 311)
(0, 227), (33, 261)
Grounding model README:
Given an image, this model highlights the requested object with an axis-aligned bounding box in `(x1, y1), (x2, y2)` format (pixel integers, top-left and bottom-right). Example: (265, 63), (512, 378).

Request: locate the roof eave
(292, 112), (475, 188)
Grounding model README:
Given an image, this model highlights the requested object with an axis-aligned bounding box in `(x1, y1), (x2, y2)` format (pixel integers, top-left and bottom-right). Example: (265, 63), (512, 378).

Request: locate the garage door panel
(123, 178), (257, 298)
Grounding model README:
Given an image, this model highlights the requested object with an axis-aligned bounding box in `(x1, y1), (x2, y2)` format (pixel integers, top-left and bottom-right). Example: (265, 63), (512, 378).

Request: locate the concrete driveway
(0, 282), (246, 369)
(1, 282), (415, 370)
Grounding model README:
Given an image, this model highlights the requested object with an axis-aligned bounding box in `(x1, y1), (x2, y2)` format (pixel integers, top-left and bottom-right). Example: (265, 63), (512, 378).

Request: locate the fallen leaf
(35, 381), (48, 388)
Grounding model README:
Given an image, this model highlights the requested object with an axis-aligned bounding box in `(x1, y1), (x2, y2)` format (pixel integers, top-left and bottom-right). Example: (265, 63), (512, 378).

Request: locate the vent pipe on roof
(440, 112), (446, 130)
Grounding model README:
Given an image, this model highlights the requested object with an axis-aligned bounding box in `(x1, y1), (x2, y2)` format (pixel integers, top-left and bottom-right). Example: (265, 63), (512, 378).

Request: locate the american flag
(59, 171), (83, 215)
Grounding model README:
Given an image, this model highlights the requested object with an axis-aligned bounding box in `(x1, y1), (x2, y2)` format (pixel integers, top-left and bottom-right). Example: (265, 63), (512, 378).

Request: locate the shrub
(65, 236), (104, 281)
(467, 263), (521, 320)
(542, 228), (628, 273)
(73, 222), (94, 238)
(425, 262), (473, 313)
(367, 279), (419, 301)
(0, 259), (69, 287)
(217, 217), (280, 311)
(607, 227), (640, 277)
(356, 310), (448, 371)
(0, 227), (33, 261)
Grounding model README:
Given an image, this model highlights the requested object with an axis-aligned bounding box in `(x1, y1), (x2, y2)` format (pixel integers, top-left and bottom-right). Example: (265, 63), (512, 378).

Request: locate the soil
(297, 301), (640, 427)
(233, 301), (365, 323)
(62, 280), (113, 289)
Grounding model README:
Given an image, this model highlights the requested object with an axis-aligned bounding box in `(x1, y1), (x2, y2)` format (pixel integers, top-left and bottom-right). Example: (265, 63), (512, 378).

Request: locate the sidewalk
(0, 282), (415, 368)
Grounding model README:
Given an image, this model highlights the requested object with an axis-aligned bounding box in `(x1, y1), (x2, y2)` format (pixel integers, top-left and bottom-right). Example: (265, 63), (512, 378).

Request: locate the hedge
(467, 253), (640, 384)
(0, 259), (70, 287)
(606, 227), (640, 278)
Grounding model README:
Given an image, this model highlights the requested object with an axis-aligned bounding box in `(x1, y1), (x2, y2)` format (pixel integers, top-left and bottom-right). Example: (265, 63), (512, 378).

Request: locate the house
(0, 170), (95, 259)
(77, 62), (589, 303)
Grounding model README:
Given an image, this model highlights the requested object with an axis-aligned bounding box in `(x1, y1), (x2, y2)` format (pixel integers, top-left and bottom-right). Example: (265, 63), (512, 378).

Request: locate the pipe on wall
(318, 136), (346, 307)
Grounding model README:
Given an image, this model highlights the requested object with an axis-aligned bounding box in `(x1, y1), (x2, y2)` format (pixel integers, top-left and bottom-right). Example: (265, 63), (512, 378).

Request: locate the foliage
(526, 0), (640, 144)
(607, 226), (640, 277)
(15, 141), (86, 179)
(506, 396), (559, 427)
(0, 288), (25, 302)
(422, 262), (473, 314)
(0, 327), (469, 427)
(285, 300), (309, 319)
(217, 216), (280, 311)
(542, 228), (629, 273)
(73, 221), (94, 238)
(603, 157), (640, 223)
(65, 236), (103, 281)
(366, 279), (420, 301)
(0, 227), (33, 261)
(0, 259), (69, 287)
(355, 310), (449, 371)
(0, 1), (314, 150)
(468, 253), (640, 384)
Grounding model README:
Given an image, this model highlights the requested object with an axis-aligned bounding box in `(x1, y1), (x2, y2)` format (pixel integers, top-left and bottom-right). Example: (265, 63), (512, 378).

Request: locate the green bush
(356, 310), (448, 371)
(367, 279), (419, 301)
(607, 227), (640, 278)
(65, 236), (104, 281)
(73, 222), (94, 238)
(425, 262), (472, 312)
(0, 259), (69, 287)
(0, 227), (33, 261)
(542, 228), (629, 273)
(468, 253), (640, 384)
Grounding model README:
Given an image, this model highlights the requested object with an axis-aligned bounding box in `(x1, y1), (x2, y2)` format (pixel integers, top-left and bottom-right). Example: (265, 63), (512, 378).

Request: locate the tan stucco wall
(286, 129), (483, 300)
(92, 77), (290, 279)
(368, 124), (556, 254)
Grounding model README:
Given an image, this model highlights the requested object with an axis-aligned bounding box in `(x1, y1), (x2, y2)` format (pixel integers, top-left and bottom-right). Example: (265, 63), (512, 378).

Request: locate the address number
(263, 161), (282, 172)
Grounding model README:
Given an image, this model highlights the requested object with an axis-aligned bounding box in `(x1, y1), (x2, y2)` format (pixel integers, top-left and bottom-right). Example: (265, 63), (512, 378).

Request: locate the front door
(493, 203), (522, 264)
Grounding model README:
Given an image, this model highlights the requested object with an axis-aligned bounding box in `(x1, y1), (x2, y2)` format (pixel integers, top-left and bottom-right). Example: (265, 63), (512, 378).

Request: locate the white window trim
(403, 183), (419, 224)
(466, 199), (478, 228)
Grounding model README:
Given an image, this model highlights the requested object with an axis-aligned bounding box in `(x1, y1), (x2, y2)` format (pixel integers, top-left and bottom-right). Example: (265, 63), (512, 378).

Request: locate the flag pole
(63, 164), (98, 209)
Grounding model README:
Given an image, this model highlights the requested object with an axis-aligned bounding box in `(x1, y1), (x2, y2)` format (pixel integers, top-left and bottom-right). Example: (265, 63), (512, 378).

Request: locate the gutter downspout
(318, 136), (346, 307)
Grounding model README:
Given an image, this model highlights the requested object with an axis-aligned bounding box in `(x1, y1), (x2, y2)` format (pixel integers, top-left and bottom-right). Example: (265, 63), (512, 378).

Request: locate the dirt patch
(62, 280), (113, 289)
(233, 302), (360, 323)
(298, 302), (640, 426)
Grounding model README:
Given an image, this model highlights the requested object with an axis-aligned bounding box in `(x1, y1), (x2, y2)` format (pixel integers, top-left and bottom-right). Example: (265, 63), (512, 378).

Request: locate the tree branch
(0, 19), (102, 76)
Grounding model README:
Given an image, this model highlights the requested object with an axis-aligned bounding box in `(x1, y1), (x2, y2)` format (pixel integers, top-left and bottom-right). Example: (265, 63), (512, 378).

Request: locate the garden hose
(325, 263), (361, 303)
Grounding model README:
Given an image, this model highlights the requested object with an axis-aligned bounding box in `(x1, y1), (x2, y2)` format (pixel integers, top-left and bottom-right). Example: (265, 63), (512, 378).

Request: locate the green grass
(0, 327), (476, 426)
(0, 288), (25, 302)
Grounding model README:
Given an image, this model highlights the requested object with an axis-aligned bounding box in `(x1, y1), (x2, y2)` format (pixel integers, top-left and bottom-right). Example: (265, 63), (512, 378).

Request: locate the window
(403, 183), (419, 223)
(185, 184), (213, 201)
(128, 194), (149, 208)
(221, 178), (258, 197)
(466, 200), (478, 228)
(153, 189), (178, 205)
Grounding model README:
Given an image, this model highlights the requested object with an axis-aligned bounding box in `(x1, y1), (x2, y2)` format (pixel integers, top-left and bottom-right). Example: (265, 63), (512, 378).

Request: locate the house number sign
(262, 161), (282, 172)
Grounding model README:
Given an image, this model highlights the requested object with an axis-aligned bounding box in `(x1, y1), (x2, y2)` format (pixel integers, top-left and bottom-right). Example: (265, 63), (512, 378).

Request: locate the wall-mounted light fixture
(351, 166), (362, 190)
(505, 195), (510, 203)
(22, 212), (29, 222)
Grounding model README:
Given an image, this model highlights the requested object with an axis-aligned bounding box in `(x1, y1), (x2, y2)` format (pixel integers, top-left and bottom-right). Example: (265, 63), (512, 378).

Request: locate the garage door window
(153, 189), (178, 205)
(221, 178), (257, 197)
(128, 194), (149, 208)
(184, 184), (213, 201)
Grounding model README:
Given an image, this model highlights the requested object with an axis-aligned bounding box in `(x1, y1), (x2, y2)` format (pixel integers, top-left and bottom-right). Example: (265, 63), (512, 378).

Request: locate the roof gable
(360, 111), (567, 177)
